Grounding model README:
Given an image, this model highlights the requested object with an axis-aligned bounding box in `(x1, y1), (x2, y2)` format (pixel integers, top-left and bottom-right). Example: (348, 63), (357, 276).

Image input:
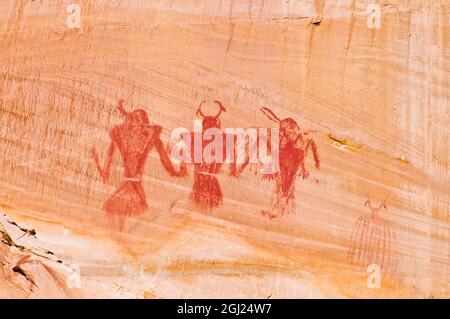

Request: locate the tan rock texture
(0, 0), (448, 298)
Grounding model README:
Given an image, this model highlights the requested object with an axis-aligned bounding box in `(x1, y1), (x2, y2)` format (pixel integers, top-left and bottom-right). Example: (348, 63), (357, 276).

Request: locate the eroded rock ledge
(0, 213), (79, 298)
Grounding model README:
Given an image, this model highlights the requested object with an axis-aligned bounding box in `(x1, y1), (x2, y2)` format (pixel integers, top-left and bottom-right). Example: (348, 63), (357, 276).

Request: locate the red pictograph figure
(185, 100), (245, 212)
(349, 200), (397, 275)
(259, 107), (320, 219)
(190, 101), (226, 211)
(92, 100), (185, 221)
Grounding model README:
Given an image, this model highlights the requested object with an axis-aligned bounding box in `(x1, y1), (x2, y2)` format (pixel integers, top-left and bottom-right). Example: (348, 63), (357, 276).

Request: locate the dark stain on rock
(13, 265), (37, 289)
(7, 219), (37, 237)
(1, 230), (27, 251)
(327, 134), (362, 150)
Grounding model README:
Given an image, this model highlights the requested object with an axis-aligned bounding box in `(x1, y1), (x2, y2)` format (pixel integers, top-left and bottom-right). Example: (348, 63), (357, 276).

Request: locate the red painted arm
(229, 158), (250, 176)
(310, 139), (320, 169)
(154, 135), (187, 177)
(299, 133), (320, 178)
(227, 133), (250, 177)
(300, 162), (309, 179)
(92, 142), (115, 183)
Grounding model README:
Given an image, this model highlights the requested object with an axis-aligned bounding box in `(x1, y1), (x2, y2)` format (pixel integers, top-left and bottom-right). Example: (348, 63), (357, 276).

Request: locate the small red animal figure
(259, 107), (320, 219)
(349, 200), (396, 275)
(92, 100), (185, 223)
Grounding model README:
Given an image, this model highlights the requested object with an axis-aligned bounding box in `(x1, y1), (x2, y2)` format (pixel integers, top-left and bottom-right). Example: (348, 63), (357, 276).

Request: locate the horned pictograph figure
(188, 100), (243, 211)
(259, 107), (320, 219)
(349, 200), (396, 274)
(92, 100), (185, 222)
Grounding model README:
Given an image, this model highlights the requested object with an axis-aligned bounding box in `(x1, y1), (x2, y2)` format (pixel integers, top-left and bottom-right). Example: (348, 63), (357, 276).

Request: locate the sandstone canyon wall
(0, 0), (448, 298)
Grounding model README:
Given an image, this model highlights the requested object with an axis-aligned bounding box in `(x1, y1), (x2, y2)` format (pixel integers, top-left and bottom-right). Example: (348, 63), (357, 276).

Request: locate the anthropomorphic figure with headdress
(92, 99), (186, 227)
(169, 100), (245, 212)
(259, 107), (320, 219)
